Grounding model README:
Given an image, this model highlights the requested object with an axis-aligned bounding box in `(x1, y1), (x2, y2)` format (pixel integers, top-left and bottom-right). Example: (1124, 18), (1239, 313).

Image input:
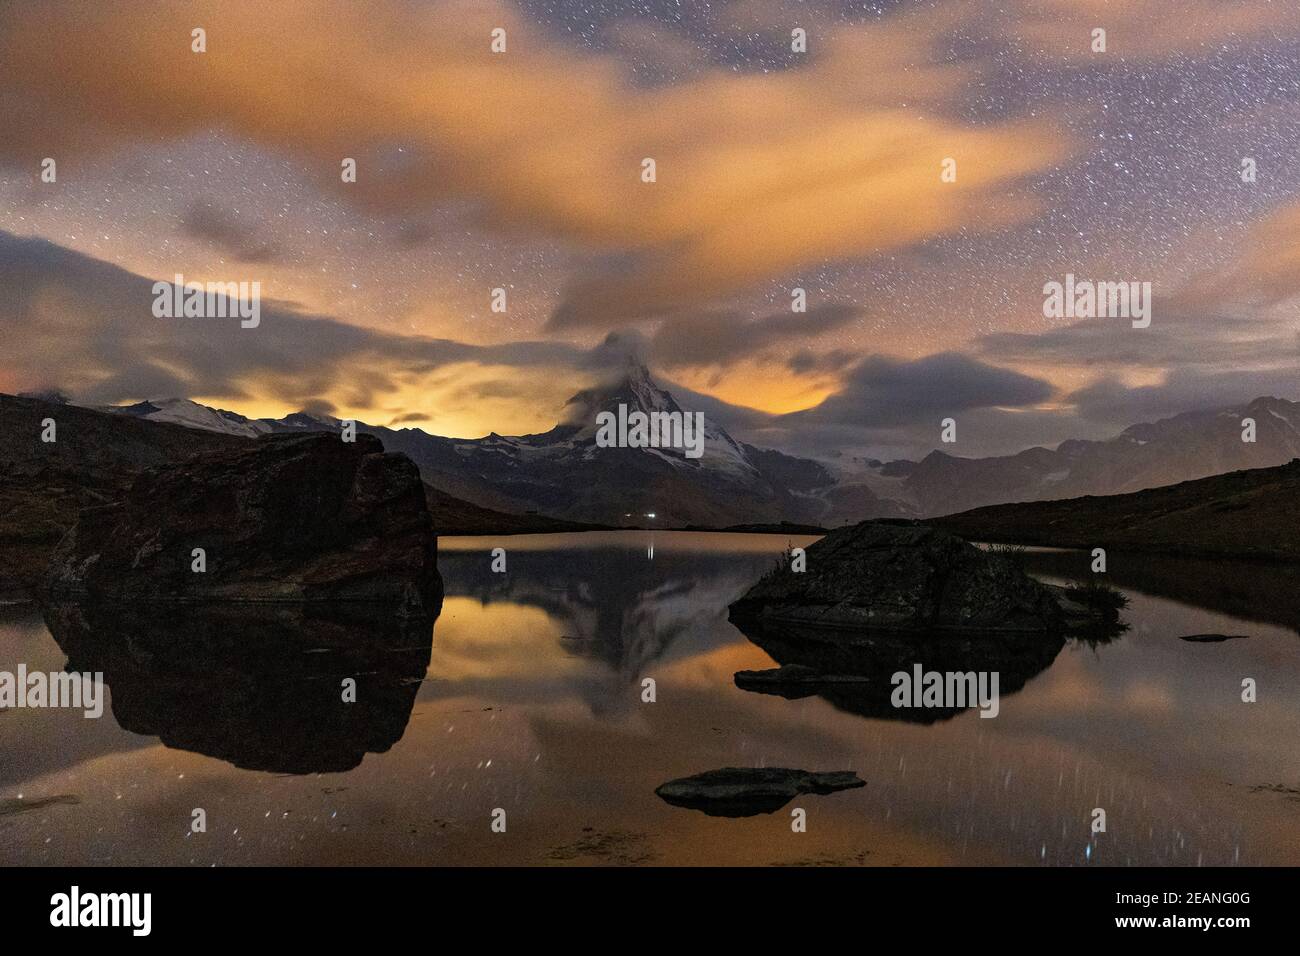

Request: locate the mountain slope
(103, 398), (278, 438)
(386, 364), (848, 527)
(891, 396), (1300, 516)
(103, 364), (911, 528)
(84, 372), (1300, 528)
(423, 484), (607, 535)
(934, 457), (1300, 561)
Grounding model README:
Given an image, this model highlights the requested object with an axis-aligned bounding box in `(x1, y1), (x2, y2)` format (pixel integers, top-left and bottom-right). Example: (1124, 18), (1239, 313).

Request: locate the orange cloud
(0, 0), (1072, 329)
(1191, 199), (1300, 308)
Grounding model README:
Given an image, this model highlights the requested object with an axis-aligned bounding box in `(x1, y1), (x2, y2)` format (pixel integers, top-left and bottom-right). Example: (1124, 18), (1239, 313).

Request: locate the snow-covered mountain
(360, 363), (905, 527)
(91, 371), (1300, 525)
(98, 398), (278, 439)
(93, 364), (906, 527)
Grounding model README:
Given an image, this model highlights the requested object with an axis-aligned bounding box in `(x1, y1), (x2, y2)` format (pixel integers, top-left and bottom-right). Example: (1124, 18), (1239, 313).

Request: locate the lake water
(2, 531), (1298, 866)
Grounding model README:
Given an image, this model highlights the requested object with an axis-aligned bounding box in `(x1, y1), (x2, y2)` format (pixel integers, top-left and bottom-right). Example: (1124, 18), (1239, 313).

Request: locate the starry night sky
(1, 0), (1298, 459)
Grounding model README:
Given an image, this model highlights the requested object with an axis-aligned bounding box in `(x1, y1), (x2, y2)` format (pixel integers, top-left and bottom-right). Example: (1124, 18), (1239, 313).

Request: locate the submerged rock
(44, 432), (441, 612)
(734, 664), (873, 693)
(729, 522), (1062, 633)
(655, 768), (864, 817)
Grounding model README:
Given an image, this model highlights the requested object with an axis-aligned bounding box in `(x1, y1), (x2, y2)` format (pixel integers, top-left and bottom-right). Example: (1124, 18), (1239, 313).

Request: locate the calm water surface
(2, 531), (1297, 866)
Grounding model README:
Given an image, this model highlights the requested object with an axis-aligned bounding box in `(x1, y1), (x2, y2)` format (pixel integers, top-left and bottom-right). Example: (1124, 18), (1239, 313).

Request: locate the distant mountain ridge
(91, 364), (907, 527)
(886, 395), (1300, 515)
(83, 369), (1300, 525)
(108, 398), (280, 438)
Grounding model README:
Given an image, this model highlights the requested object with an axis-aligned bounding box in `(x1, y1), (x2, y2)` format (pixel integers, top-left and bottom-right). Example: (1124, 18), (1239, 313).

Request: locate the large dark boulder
(729, 522), (1061, 633)
(44, 432), (440, 612)
(0, 393), (246, 593)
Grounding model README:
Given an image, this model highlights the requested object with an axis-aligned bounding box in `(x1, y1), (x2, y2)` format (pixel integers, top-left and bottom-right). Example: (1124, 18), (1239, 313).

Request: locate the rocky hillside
(935, 457), (1300, 561)
(729, 522), (1064, 633)
(891, 396), (1300, 516)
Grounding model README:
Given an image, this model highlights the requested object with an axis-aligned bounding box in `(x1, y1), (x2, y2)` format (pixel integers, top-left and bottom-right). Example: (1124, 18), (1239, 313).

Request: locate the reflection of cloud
(423, 599), (583, 686)
(1120, 680), (1175, 714)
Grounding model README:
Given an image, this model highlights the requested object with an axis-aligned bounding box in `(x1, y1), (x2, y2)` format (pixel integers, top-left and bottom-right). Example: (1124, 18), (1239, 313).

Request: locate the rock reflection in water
(731, 620), (1065, 723)
(1015, 547), (1300, 637)
(41, 601), (437, 774)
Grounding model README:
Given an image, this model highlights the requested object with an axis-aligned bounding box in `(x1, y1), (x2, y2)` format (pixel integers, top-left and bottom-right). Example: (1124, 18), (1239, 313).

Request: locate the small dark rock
(734, 664), (872, 697)
(1178, 633), (1249, 643)
(655, 767), (864, 817)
